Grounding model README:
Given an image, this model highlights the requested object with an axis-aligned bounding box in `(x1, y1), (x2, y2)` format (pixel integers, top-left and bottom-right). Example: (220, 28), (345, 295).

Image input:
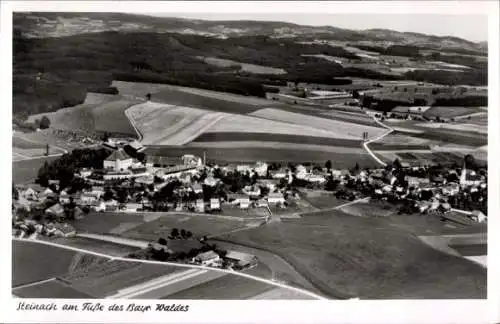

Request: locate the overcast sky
(150, 13), (487, 42)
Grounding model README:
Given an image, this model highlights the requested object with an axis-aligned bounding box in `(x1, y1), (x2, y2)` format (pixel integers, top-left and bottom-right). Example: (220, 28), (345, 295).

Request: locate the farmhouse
(158, 165), (198, 180)
(391, 106), (430, 118)
(267, 192), (285, 205)
(229, 194), (250, 209)
(225, 250), (258, 269)
(45, 203), (65, 219)
(52, 223), (76, 237)
(243, 185), (261, 198)
(210, 198), (220, 210)
(192, 251), (220, 266)
(104, 149), (134, 171)
(270, 169), (288, 179)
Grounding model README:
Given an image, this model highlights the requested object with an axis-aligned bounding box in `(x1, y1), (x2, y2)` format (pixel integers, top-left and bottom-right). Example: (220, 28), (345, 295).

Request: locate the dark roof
(105, 149), (133, 161)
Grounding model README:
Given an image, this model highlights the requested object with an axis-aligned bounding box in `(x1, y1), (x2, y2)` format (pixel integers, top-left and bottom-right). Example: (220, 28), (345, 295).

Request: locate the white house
(195, 199), (205, 213)
(471, 210), (487, 223)
(254, 162), (268, 177)
(267, 192), (285, 205)
(271, 169), (288, 179)
(192, 183), (203, 194)
(91, 186), (105, 198)
(237, 165), (252, 173)
(295, 165), (308, 179)
(79, 168), (93, 178)
(123, 202), (142, 212)
(203, 176), (218, 187)
(210, 198), (220, 210)
(192, 251), (220, 266)
(80, 193), (98, 204)
(305, 174), (326, 183)
(91, 201), (106, 212)
(104, 149), (134, 171)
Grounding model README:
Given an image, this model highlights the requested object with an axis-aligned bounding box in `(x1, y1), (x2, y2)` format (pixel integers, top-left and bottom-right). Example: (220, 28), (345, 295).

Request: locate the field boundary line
(13, 277), (56, 290)
(12, 153), (64, 162)
(12, 237), (327, 300)
(124, 102), (145, 141)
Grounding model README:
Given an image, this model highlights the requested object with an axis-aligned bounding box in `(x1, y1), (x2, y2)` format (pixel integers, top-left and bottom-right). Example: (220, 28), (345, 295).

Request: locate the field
(12, 156), (61, 183)
(192, 132), (362, 147)
(163, 271), (276, 299)
(199, 56), (287, 75)
(219, 209), (486, 299)
(126, 101), (227, 145)
(60, 260), (183, 297)
(120, 213), (256, 241)
(113, 81), (270, 112)
(417, 122), (487, 135)
(375, 150), (471, 166)
(50, 236), (141, 257)
(205, 114), (359, 139)
(298, 189), (345, 209)
(12, 135), (66, 161)
(27, 93), (140, 137)
(394, 129), (487, 147)
(68, 212), (156, 234)
(319, 109), (382, 127)
(252, 287), (317, 299)
(423, 106), (480, 119)
(14, 129), (85, 152)
(145, 146), (378, 168)
(13, 278), (94, 298)
(12, 240), (109, 287)
(338, 200), (396, 217)
(220, 206), (270, 219)
(249, 108), (385, 140)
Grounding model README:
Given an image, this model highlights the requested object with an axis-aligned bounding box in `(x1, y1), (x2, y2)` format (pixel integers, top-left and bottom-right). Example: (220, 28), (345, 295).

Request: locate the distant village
(12, 135), (487, 268)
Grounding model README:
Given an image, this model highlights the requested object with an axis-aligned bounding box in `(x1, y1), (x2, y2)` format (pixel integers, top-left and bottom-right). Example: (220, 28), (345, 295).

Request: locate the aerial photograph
(11, 11), (487, 300)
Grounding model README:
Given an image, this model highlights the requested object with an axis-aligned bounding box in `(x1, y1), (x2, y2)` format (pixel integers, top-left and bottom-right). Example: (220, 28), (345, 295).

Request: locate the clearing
(198, 56), (287, 75)
(423, 106), (481, 119)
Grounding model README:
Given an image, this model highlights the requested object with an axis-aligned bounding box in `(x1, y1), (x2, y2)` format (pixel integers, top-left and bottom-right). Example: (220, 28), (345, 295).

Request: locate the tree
(464, 154), (477, 170)
(39, 115), (51, 129)
(325, 160), (332, 170)
(171, 228), (179, 239)
(186, 231), (193, 238)
(393, 158), (402, 170)
(158, 237), (167, 245)
(180, 229), (187, 238)
(12, 184), (19, 201)
(146, 93), (151, 101)
(102, 132), (109, 142)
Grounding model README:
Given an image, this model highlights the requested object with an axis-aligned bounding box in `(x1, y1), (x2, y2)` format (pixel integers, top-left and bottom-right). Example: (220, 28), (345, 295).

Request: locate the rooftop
(105, 149), (133, 162)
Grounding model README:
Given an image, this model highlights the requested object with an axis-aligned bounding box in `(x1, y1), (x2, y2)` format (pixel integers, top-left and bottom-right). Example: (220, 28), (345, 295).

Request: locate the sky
(149, 13), (488, 42)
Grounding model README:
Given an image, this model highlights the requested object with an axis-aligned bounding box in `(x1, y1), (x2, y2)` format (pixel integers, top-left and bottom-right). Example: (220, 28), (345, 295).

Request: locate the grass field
(394, 129), (487, 147)
(68, 212), (152, 234)
(50, 237), (141, 257)
(206, 114), (358, 140)
(126, 101), (225, 145)
(163, 271), (276, 299)
(199, 56), (287, 75)
(121, 213), (253, 241)
(249, 108), (385, 140)
(27, 94), (139, 137)
(338, 200), (396, 217)
(423, 106), (480, 119)
(12, 155), (61, 183)
(60, 260), (183, 297)
(12, 240), (109, 287)
(13, 278), (94, 298)
(299, 189), (345, 209)
(192, 132), (362, 147)
(219, 209), (486, 299)
(12, 136), (46, 149)
(14, 130), (84, 152)
(145, 145), (378, 168)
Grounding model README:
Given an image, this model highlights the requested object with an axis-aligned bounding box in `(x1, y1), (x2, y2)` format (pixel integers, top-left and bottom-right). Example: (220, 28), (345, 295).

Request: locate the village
(13, 133), (487, 256)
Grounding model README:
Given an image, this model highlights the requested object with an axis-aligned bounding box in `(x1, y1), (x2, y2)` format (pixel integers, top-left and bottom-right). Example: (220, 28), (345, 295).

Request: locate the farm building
(254, 162), (269, 177)
(192, 251), (220, 266)
(50, 223), (76, 237)
(391, 106), (430, 118)
(228, 194), (250, 209)
(104, 149), (134, 171)
(195, 199), (205, 213)
(156, 165), (198, 180)
(225, 251), (258, 269)
(406, 176), (430, 187)
(471, 210), (487, 223)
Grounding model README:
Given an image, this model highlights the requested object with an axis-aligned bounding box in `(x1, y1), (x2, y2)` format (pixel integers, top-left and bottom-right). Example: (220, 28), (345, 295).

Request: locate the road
(362, 115), (394, 167)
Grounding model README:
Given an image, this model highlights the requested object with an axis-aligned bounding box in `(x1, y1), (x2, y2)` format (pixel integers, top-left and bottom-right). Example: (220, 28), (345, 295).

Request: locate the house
(305, 174), (326, 183)
(53, 223), (76, 237)
(182, 154), (203, 167)
(48, 180), (60, 190)
(104, 149), (134, 171)
(243, 185), (261, 198)
(203, 176), (218, 187)
(20, 187), (38, 200)
(225, 250), (258, 269)
(270, 169), (288, 179)
(39, 188), (56, 201)
(79, 168), (93, 178)
(45, 203), (65, 219)
(236, 165), (252, 173)
(91, 201), (106, 212)
(80, 193), (98, 204)
(257, 179), (279, 191)
(228, 194), (250, 209)
(192, 183), (203, 195)
(210, 198), (220, 211)
(59, 191), (71, 204)
(91, 186), (105, 198)
(127, 140), (145, 153)
(442, 183), (460, 196)
(195, 199), (205, 213)
(460, 166), (483, 187)
(407, 176), (430, 187)
(295, 165), (308, 179)
(254, 161), (268, 177)
(267, 192), (285, 205)
(192, 251), (220, 266)
(123, 202), (142, 212)
(471, 210), (487, 223)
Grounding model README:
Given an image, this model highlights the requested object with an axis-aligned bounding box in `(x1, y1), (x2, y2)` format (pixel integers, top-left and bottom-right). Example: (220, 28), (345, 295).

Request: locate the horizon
(146, 13), (487, 43)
